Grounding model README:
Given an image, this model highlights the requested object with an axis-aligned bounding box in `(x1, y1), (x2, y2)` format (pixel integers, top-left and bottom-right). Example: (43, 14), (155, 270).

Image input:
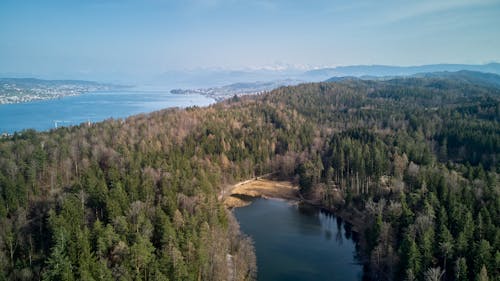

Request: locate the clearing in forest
(223, 178), (299, 208)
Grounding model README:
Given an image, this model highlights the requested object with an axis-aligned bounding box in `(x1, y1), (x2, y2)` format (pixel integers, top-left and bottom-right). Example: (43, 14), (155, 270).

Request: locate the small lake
(234, 198), (363, 281)
(0, 90), (214, 134)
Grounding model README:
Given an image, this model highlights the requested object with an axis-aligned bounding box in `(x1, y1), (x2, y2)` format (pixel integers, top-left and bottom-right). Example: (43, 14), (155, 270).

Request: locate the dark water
(234, 199), (363, 281)
(0, 90), (214, 134)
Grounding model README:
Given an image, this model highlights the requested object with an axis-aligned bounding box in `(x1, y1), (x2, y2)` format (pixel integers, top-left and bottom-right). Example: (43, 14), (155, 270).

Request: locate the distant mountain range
(151, 63), (500, 89)
(324, 70), (500, 89)
(151, 69), (305, 89)
(305, 63), (500, 81)
(4, 63), (500, 103)
(172, 69), (500, 102)
(0, 77), (106, 86)
(411, 70), (500, 88)
(5, 63), (500, 89)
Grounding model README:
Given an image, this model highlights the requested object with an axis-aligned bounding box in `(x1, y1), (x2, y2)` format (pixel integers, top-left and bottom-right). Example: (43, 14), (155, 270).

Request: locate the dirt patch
(223, 179), (299, 208)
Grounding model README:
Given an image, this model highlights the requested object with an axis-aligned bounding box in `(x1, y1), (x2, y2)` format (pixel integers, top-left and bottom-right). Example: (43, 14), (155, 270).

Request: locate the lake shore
(0, 90), (214, 134)
(222, 178), (367, 235)
(223, 178), (300, 208)
(229, 178), (368, 280)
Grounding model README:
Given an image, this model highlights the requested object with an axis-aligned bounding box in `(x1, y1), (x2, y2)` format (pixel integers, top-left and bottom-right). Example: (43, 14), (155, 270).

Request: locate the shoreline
(222, 178), (366, 235)
(224, 178), (370, 274)
(222, 178), (300, 208)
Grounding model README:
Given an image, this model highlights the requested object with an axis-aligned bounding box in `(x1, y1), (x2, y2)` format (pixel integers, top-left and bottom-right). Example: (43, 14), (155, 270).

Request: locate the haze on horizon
(1, 0), (499, 82)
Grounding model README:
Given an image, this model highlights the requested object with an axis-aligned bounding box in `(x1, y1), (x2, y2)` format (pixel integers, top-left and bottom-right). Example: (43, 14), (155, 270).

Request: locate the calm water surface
(234, 199), (363, 281)
(0, 90), (214, 134)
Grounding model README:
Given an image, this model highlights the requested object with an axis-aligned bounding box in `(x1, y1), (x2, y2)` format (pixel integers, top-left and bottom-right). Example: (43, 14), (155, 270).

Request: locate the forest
(0, 72), (499, 281)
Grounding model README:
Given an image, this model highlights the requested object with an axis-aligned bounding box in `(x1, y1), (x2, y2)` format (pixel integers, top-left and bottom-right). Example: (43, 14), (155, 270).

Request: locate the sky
(1, 0), (499, 82)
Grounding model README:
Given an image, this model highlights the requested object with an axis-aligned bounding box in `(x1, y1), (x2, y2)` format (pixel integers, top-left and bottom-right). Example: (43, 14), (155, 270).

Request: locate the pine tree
(400, 234), (421, 279)
(476, 265), (489, 281)
(129, 235), (155, 280)
(42, 232), (74, 281)
(473, 240), (492, 277)
(455, 257), (468, 281)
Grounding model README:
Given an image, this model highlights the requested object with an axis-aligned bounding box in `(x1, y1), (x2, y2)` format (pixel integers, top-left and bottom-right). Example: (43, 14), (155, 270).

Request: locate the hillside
(0, 73), (499, 280)
(412, 70), (500, 88)
(324, 70), (500, 88)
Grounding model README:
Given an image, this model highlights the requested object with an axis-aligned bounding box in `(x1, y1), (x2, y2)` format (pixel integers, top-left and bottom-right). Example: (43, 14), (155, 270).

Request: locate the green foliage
(42, 232), (74, 281)
(0, 76), (498, 280)
(400, 234), (422, 279)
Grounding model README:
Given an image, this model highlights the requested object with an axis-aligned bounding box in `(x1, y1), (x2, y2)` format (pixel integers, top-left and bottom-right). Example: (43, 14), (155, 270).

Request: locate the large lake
(0, 90), (214, 134)
(234, 199), (363, 281)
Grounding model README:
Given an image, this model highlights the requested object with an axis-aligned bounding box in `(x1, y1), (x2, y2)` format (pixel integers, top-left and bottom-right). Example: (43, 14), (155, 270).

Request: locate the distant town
(0, 78), (123, 104)
(170, 79), (301, 101)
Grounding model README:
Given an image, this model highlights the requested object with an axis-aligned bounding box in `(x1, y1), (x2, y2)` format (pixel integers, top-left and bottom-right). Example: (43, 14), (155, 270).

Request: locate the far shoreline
(221, 178), (366, 235)
(224, 177), (370, 273)
(222, 178), (300, 208)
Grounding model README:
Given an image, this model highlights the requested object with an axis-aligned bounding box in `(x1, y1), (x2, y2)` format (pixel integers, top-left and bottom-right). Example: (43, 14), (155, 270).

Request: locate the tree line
(0, 74), (499, 280)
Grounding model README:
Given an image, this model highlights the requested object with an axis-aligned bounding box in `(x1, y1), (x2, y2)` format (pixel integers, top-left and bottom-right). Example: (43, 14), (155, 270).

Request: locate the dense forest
(0, 72), (499, 280)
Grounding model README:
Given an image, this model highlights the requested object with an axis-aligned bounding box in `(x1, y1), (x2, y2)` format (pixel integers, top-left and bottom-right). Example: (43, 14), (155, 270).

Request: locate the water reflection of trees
(295, 203), (365, 273)
(296, 203), (322, 236)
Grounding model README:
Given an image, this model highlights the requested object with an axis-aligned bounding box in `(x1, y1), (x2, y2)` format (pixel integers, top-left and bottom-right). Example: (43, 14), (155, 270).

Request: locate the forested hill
(325, 70), (500, 90)
(0, 73), (499, 280)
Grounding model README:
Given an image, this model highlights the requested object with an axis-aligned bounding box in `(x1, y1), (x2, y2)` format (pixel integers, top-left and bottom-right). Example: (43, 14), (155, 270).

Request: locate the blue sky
(1, 0), (499, 81)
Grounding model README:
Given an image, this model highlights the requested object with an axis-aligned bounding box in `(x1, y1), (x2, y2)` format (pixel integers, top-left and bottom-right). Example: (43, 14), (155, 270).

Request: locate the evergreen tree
(42, 232), (74, 281)
(400, 234), (422, 279)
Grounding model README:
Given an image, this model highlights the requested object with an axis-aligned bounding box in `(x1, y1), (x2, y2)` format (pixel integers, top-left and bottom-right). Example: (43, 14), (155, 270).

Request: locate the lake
(0, 90), (214, 134)
(234, 198), (363, 281)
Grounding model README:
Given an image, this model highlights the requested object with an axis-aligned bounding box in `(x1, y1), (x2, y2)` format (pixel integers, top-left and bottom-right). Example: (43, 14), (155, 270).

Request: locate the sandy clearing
(223, 178), (299, 208)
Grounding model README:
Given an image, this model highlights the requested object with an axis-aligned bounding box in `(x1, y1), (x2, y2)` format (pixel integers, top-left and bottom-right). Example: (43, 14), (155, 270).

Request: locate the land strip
(222, 178), (300, 208)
